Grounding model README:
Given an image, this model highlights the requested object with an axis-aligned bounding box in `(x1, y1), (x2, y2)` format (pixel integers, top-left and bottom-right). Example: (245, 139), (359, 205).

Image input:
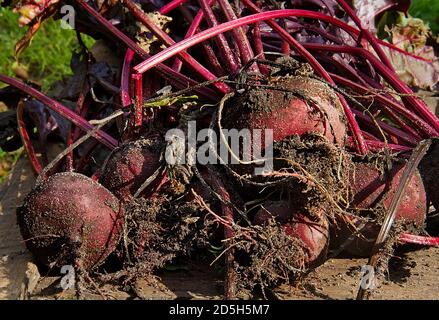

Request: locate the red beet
(332, 162), (427, 257)
(351, 163), (426, 224)
(253, 201), (329, 266)
(17, 172), (124, 269)
(100, 139), (163, 201)
(224, 76), (347, 149)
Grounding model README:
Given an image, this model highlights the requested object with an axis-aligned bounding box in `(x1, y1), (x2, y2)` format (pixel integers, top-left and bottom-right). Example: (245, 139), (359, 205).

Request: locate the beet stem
(16, 101), (43, 174)
(134, 8), (369, 152)
(330, 73), (437, 137)
(176, 1), (226, 76)
(124, 0), (230, 94)
(198, 0), (240, 74)
(159, 0), (188, 15)
(217, 0), (259, 73)
(352, 109), (419, 146)
(173, 1), (207, 71)
(252, 22), (270, 75)
(347, 138), (411, 152)
(66, 78), (91, 171)
(0, 73), (118, 149)
(133, 73), (143, 127)
(302, 43), (439, 133)
(76, 0), (219, 101)
(400, 234), (439, 246)
(121, 49), (135, 107)
(336, 0), (394, 70)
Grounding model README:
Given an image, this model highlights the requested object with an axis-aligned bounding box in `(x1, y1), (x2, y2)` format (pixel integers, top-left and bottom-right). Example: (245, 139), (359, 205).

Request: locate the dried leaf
(351, 0), (411, 32)
(382, 16), (439, 90)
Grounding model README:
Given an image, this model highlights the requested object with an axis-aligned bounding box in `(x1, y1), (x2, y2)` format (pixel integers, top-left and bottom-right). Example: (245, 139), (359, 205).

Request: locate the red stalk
(400, 233), (439, 246)
(76, 0), (218, 101)
(200, 43), (226, 76)
(330, 73), (437, 137)
(121, 49), (135, 107)
(133, 73), (143, 127)
(217, 0), (258, 73)
(346, 137), (412, 153)
(159, 0), (188, 14)
(352, 109), (419, 146)
(0, 74), (118, 149)
(302, 43), (439, 133)
(198, 0), (240, 73)
(252, 22), (270, 75)
(174, 0), (223, 75)
(124, 0), (230, 94)
(66, 80), (90, 171)
(16, 101), (43, 174)
(282, 9), (433, 65)
(336, 0), (394, 70)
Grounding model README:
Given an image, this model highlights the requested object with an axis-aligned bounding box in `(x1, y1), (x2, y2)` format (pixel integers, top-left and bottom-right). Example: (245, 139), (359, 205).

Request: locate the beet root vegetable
(100, 139), (163, 201)
(223, 76), (347, 151)
(332, 162), (427, 257)
(253, 201), (329, 267)
(17, 172), (124, 270)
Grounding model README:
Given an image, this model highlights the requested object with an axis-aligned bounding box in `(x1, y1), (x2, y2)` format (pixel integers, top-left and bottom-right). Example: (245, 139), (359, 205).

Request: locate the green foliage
(0, 7), (94, 90)
(410, 0), (439, 34)
(0, 147), (22, 182)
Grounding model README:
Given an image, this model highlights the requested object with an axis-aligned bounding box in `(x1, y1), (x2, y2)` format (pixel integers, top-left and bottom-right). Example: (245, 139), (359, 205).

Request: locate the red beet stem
(347, 137), (412, 153)
(198, 0), (240, 74)
(133, 73), (143, 127)
(124, 0), (230, 94)
(400, 233), (439, 246)
(159, 0), (188, 14)
(121, 49), (135, 107)
(217, 0), (259, 73)
(0, 74), (118, 149)
(336, 0), (394, 70)
(76, 0), (218, 101)
(330, 73), (437, 137)
(16, 101), (43, 174)
(302, 43), (439, 133)
(252, 22), (270, 75)
(173, 0), (221, 74)
(282, 9), (432, 65)
(352, 109), (419, 146)
(66, 80), (90, 171)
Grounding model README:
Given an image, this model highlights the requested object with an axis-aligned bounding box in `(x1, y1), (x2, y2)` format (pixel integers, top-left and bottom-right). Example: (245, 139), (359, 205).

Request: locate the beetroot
(332, 162), (427, 256)
(17, 172), (124, 270)
(350, 163), (426, 225)
(253, 201), (329, 267)
(224, 76), (347, 149)
(100, 139), (162, 201)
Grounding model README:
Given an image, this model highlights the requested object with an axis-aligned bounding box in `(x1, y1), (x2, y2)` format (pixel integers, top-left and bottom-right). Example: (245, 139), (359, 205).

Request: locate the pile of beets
(0, 0), (438, 299)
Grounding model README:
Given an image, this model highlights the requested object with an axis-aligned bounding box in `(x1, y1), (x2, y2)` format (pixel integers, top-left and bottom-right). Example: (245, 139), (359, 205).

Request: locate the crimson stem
(0, 74), (118, 149)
